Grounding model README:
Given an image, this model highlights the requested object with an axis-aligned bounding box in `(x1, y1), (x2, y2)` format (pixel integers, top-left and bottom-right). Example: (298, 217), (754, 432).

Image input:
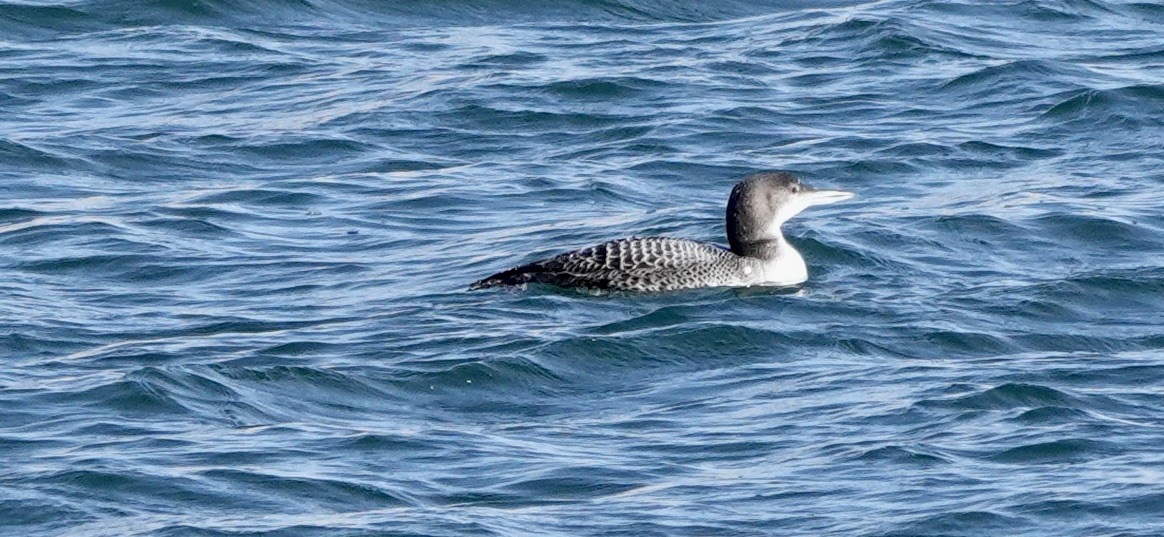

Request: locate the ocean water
(2, 0), (1164, 535)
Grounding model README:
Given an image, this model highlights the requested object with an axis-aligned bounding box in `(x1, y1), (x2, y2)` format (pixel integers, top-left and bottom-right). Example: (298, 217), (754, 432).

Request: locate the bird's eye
(792, 184), (801, 193)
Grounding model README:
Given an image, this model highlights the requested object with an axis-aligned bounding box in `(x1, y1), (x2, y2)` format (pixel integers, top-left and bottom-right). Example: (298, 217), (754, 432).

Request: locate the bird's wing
(472, 237), (739, 291)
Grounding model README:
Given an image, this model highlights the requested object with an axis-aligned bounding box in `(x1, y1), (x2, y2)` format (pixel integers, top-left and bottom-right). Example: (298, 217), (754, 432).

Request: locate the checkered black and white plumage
(470, 236), (754, 292)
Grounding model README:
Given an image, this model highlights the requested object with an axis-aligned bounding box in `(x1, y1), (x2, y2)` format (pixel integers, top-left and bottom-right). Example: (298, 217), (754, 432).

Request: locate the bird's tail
(469, 262), (547, 290)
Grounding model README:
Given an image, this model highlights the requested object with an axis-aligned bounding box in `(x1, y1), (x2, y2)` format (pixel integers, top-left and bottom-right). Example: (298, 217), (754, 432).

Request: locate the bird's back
(471, 237), (745, 292)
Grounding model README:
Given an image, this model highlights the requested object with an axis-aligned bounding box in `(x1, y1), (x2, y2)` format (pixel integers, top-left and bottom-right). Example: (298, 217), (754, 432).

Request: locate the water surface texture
(3, 0), (1164, 535)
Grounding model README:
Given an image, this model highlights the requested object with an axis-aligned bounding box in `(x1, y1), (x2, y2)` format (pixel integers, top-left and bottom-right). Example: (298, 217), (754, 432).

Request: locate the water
(2, 0), (1163, 535)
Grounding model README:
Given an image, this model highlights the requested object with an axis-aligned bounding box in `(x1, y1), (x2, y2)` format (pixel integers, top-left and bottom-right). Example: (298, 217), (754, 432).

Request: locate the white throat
(758, 234), (808, 286)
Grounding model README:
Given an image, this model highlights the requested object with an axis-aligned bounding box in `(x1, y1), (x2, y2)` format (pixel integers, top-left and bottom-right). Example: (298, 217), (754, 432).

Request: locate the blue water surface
(2, 0), (1163, 535)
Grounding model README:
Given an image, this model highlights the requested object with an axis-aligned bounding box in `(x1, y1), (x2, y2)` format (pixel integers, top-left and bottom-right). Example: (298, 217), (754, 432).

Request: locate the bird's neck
(731, 230), (793, 260)
(734, 234), (808, 285)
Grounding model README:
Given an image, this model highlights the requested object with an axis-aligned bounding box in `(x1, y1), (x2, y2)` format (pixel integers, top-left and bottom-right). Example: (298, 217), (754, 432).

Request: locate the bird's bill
(798, 187), (855, 206)
(772, 184), (856, 226)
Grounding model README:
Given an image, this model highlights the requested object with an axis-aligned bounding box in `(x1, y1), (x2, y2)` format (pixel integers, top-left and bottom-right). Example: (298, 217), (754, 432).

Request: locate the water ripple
(3, 0), (1164, 535)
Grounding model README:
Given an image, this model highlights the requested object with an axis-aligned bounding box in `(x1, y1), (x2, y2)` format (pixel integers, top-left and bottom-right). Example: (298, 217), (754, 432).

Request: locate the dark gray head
(726, 171), (854, 257)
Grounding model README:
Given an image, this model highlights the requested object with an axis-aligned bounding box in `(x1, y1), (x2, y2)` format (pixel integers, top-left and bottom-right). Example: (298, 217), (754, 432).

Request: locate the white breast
(754, 239), (808, 286)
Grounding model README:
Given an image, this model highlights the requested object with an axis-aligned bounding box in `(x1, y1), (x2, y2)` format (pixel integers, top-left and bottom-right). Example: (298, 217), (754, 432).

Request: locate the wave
(0, 0), (873, 35)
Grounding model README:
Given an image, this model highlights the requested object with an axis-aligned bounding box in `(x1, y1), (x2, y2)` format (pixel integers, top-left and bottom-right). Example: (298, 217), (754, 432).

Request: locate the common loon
(470, 171), (854, 292)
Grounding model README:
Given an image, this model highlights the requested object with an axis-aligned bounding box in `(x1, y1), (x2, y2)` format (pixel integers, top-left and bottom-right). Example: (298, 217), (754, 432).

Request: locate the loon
(470, 171), (854, 292)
